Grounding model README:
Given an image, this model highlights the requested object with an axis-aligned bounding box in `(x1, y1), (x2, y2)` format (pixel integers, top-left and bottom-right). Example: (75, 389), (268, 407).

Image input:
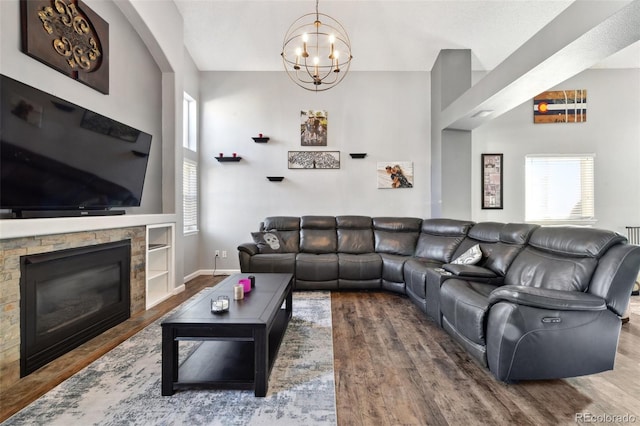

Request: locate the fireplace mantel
(0, 214), (175, 391)
(0, 214), (176, 240)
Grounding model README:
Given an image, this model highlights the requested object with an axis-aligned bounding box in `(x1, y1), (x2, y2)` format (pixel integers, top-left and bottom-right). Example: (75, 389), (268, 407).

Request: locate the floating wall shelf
(349, 153), (367, 159)
(252, 137), (270, 143)
(216, 156), (242, 162)
(266, 176), (284, 182)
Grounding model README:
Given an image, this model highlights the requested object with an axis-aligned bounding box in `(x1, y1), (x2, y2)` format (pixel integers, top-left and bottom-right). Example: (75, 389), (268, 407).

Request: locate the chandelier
(281, 0), (353, 92)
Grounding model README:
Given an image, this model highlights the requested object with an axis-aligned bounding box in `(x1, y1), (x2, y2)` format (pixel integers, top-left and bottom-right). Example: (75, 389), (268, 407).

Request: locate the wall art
(288, 151), (340, 169)
(300, 110), (327, 146)
(533, 90), (586, 123)
(20, 0), (109, 94)
(482, 153), (503, 209)
(377, 161), (413, 189)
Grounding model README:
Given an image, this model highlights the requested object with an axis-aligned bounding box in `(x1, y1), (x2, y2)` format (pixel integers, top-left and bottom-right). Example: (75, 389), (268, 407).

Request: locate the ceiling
(174, 0), (640, 73)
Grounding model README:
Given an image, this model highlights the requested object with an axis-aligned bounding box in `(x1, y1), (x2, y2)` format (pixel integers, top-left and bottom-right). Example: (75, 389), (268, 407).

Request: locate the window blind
(525, 155), (595, 223)
(183, 159), (198, 233)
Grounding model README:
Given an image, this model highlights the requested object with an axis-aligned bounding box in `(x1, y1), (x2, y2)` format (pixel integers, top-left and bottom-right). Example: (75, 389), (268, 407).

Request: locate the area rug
(2, 291), (336, 426)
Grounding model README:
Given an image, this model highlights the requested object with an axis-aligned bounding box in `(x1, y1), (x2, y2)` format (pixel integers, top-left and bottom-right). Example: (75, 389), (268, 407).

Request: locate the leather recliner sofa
(238, 215), (640, 382)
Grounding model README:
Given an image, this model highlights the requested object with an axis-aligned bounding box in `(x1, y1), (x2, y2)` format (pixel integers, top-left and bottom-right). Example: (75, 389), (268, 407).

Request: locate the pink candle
(239, 278), (252, 293)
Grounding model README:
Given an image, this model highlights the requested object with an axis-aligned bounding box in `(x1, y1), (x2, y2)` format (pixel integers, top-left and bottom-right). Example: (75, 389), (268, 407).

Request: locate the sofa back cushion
(481, 223), (539, 276)
(261, 216), (300, 253)
(504, 226), (625, 292)
(373, 217), (422, 255)
(415, 219), (473, 262)
(300, 216), (337, 253)
(337, 216), (374, 254)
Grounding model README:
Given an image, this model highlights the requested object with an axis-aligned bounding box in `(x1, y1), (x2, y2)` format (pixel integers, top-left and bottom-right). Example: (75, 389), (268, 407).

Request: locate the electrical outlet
(222, 250), (227, 258)
(215, 250), (220, 257)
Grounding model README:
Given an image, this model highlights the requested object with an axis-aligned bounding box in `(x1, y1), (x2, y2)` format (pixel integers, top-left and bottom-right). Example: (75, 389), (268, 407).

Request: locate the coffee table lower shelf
(169, 307), (290, 394)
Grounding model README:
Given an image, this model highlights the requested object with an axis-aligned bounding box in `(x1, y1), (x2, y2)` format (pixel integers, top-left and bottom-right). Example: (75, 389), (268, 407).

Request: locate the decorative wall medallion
(21, 0), (109, 94)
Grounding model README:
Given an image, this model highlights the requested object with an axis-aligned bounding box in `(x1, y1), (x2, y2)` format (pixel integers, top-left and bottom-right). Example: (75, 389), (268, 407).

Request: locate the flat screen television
(0, 74), (152, 218)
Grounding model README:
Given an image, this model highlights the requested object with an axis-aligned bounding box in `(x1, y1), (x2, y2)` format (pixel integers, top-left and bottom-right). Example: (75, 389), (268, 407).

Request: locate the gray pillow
(451, 244), (482, 265)
(252, 231), (284, 253)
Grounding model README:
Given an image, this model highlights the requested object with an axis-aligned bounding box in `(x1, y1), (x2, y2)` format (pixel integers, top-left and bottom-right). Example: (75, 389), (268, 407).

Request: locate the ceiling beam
(440, 0), (640, 131)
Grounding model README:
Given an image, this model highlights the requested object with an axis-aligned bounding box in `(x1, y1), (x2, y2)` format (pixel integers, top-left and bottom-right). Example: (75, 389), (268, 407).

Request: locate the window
(183, 159), (198, 233)
(183, 93), (197, 151)
(183, 92), (198, 234)
(525, 154), (595, 224)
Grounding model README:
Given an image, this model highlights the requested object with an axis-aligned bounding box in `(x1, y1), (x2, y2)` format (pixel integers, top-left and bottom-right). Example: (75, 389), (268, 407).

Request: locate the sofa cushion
(261, 216), (300, 252)
(528, 227), (626, 258)
(251, 231), (285, 253)
(379, 253), (412, 283)
(338, 253), (382, 280)
(505, 247), (597, 292)
(373, 217), (422, 255)
(337, 216), (374, 254)
(296, 253), (338, 281)
(245, 253), (296, 273)
(482, 244), (523, 276)
(440, 279), (500, 346)
(414, 219), (472, 262)
(300, 216), (337, 253)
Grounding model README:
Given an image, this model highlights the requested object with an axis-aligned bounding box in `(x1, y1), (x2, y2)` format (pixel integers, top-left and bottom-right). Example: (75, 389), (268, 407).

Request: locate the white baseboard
(184, 269), (240, 283)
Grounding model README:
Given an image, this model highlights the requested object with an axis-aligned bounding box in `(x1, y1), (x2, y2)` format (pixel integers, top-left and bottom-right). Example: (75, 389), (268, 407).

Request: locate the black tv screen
(0, 74), (152, 216)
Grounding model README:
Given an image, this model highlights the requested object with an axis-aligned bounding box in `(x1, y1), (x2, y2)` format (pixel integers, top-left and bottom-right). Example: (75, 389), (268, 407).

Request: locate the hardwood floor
(0, 274), (224, 423)
(332, 291), (640, 426)
(2, 276), (638, 425)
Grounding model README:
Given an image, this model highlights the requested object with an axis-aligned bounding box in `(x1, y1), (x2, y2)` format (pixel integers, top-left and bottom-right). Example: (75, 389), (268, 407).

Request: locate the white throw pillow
(451, 244), (482, 265)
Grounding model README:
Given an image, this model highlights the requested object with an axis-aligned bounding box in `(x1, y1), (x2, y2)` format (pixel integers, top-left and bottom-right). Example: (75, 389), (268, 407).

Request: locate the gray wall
(198, 71), (431, 271)
(0, 0), (163, 215)
(471, 68), (640, 236)
(182, 49), (201, 279)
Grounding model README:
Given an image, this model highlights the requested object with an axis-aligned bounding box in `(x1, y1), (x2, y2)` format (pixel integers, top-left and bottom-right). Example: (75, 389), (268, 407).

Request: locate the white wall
(199, 71), (431, 270)
(0, 0), (163, 214)
(472, 68), (640, 236)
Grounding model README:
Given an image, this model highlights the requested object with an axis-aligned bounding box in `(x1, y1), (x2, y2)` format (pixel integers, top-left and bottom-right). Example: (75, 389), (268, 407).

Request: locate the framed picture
(288, 151), (340, 169)
(300, 110), (327, 146)
(482, 154), (503, 209)
(377, 161), (413, 189)
(533, 90), (587, 123)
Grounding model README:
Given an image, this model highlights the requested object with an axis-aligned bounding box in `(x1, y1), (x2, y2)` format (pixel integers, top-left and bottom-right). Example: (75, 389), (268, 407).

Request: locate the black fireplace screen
(20, 240), (131, 376)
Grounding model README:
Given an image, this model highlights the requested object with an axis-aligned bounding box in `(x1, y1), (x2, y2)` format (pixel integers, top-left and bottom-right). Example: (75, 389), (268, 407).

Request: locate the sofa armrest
(442, 264), (498, 279)
(488, 285), (607, 311)
(238, 242), (259, 256)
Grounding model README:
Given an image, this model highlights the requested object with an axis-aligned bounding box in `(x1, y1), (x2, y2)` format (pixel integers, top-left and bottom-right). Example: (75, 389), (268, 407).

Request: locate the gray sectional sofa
(238, 215), (640, 382)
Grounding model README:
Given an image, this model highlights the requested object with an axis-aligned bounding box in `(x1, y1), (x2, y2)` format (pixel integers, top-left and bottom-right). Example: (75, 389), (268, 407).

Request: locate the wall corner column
(431, 50), (473, 219)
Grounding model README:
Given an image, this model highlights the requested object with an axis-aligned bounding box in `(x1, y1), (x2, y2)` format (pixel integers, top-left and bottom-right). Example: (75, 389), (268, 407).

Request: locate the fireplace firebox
(20, 240), (131, 376)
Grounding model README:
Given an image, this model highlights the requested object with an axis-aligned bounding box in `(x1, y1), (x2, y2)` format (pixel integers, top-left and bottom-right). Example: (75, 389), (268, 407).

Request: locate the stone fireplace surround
(0, 214), (174, 392)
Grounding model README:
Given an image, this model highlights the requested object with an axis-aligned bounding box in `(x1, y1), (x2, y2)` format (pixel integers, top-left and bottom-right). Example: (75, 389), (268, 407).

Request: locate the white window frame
(183, 93), (197, 152)
(525, 154), (596, 225)
(183, 92), (198, 234)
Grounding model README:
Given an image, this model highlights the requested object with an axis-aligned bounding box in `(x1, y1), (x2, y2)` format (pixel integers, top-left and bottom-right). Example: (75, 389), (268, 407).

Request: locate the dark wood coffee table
(161, 273), (293, 397)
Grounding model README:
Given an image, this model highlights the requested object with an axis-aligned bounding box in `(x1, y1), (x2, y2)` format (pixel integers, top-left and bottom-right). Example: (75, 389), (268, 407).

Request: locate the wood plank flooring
(0, 274), (225, 423)
(2, 275), (639, 425)
(332, 291), (640, 426)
